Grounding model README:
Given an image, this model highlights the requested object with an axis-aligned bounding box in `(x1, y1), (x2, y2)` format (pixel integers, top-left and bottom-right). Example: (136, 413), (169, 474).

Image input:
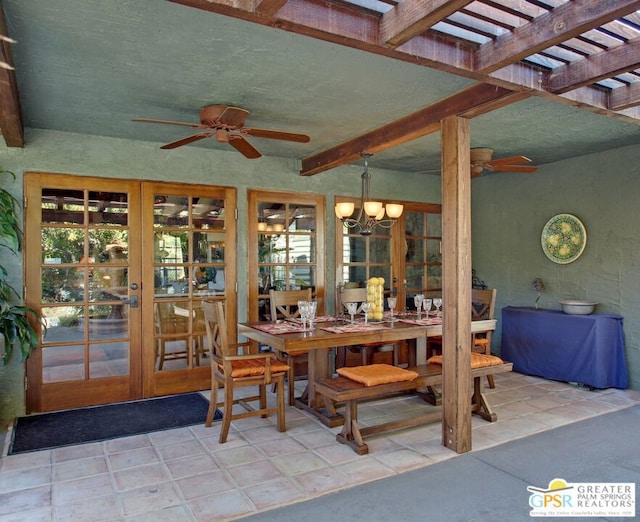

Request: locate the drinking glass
(345, 302), (358, 324)
(307, 300), (317, 329)
(433, 297), (443, 316)
(361, 301), (373, 324)
(297, 300), (310, 329)
(423, 298), (432, 316)
(413, 294), (424, 316)
(387, 296), (397, 322)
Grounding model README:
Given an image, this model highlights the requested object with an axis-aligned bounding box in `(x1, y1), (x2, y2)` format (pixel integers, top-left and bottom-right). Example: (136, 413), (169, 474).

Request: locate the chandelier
(334, 153), (403, 236)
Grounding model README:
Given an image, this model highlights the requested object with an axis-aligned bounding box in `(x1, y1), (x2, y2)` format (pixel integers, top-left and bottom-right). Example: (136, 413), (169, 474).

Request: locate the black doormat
(8, 393), (221, 455)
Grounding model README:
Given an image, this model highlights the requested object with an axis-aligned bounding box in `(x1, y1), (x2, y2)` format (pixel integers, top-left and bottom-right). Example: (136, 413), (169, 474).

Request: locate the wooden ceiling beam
(474, 0), (640, 74)
(255, 0), (289, 17)
(0, 6), (24, 148)
(549, 37), (640, 94)
(380, 0), (473, 49)
(299, 83), (522, 176)
(610, 81), (640, 111)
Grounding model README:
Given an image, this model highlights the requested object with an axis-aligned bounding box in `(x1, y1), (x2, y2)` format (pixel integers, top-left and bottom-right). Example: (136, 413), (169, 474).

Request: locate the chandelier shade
(334, 153), (403, 236)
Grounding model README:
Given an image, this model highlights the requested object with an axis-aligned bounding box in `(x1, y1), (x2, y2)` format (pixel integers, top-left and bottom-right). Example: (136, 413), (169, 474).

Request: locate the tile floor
(1, 373), (639, 521)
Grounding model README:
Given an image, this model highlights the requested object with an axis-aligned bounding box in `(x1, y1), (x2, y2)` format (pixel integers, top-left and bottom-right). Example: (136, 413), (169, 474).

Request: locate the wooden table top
(238, 318), (496, 353)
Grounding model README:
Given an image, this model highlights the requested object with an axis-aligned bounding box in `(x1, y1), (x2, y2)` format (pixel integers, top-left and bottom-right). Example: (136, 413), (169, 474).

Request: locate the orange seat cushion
(427, 353), (504, 368)
(219, 358), (290, 378)
(337, 364), (419, 386)
(474, 338), (490, 348)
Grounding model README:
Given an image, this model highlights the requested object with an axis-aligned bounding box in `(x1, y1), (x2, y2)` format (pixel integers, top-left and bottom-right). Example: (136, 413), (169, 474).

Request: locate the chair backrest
(269, 288), (313, 321)
(338, 286), (367, 314)
(471, 288), (497, 345)
(202, 299), (229, 363)
(471, 288), (497, 321)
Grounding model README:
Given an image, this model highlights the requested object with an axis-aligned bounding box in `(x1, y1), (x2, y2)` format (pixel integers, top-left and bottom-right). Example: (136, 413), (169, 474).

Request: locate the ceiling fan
(133, 105), (310, 159)
(418, 147), (537, 176)
(470, 147), (537, 177)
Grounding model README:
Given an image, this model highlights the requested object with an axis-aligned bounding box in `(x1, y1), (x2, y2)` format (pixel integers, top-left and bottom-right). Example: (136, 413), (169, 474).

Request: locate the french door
(24, 173), (236, 412)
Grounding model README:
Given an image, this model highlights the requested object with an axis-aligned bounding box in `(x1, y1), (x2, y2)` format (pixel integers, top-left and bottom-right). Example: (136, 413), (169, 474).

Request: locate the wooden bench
(314, 361), (513, 455)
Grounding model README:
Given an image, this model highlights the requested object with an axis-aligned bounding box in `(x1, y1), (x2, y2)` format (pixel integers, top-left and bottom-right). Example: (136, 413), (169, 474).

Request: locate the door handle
(122, 295), (139, 308)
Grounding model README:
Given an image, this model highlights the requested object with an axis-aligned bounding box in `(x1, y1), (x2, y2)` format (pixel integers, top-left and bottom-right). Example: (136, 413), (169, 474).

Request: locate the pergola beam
(474, 0), (640, 74)
(300, 84), (526, 176)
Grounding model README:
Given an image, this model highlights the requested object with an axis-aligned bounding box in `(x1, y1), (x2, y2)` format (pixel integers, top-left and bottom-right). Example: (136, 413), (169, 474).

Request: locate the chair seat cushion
(474, 338), (489, 348)
(337, 364), (419, 386)
(220, 358), (290, 378)
(427, 353), (504, 368)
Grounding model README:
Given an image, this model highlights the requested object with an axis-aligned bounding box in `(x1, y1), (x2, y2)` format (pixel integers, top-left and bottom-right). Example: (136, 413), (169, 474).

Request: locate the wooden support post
(440, 115), (472, 454)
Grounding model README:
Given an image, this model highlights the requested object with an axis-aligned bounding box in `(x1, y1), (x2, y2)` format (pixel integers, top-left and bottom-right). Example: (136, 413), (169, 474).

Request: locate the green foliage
(0, 170), (21, 253)
(1, 170), (40, 365)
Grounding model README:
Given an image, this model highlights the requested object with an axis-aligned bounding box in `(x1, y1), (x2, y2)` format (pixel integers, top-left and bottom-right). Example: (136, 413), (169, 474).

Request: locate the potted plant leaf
(0, 169), (39, 364)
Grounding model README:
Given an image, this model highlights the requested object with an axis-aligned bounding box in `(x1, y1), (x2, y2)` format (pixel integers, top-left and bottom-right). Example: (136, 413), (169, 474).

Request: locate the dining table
(238, 314), (497, 427)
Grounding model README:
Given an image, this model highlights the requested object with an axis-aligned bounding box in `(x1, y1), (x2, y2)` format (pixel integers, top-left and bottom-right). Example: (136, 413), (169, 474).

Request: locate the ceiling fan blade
(243, 128), (310, 143)
(487, 155), (532, 166)
(490, 164), (538, 173)
(228, 136), (262, 159)
(160, 133), (212, 149)
(217, 106), (250, 127)
(132, 117), (202, 128)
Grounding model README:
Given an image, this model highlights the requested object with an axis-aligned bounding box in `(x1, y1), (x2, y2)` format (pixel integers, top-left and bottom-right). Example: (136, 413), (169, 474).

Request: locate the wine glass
(433, 297), (443, 316)
(361, 301), (373, 324)
(297, 300), (310, 329)
(423, 298), (432, 316)
(387, 296), (397, 322)
(307, 300), (317, 329)
(345, 302), (358, 324)
(413, 294), (424, 316)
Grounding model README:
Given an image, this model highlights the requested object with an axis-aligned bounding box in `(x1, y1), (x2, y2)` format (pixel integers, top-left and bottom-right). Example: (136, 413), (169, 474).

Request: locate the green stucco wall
(471, 143), (640, 391)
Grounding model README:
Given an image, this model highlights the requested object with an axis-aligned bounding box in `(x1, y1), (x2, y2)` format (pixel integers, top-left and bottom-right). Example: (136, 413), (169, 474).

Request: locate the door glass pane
(42, 345), (85, 383)
(154, 195), (189, 227)
(41, 189), (85, 225)
(88, 191), (128, 226)
(41, 267), (85, 303)
(90, 342), (129, 377)
(41, 306), (84, 344)
(193, 198), (225, 230)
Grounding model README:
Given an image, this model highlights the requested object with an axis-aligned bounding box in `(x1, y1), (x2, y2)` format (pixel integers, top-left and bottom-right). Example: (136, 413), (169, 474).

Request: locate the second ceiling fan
(419, 147), (537, 176)
(133, 105), (310, 159)
(470, 147), (537, 177)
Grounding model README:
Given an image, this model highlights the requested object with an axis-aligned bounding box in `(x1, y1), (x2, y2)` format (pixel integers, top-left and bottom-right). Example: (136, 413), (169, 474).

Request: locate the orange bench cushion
(337, 364), (419, 386)
(427, 353), (504, 368)
(220, 358), (290, 378)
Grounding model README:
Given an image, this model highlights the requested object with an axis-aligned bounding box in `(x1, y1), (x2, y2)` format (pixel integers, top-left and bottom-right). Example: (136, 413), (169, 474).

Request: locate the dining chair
(269, 288), (312, 406)
(335, 285), (399, 368)
(202, 299), (289, 443)
(426, 288), (498, 388)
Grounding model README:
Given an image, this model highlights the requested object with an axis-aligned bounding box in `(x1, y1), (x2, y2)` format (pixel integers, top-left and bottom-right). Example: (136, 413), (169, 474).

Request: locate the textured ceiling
(3, 0), (640, 175)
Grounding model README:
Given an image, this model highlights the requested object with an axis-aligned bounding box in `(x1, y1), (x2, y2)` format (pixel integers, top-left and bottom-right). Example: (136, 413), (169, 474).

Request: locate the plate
(541, 214), (587, 264)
